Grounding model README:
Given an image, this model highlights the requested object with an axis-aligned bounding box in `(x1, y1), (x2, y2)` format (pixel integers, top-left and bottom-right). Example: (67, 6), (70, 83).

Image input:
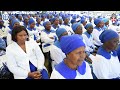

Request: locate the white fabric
(27, 28), (40, 41)
(92, 28), (103, 46)
(0, 27), (9, 38)
(6, 40), (45, 79)
(41, 30), (57, 53)
(50, 45), (66, 69)
(82, 33), (96, 53)
(81, 24), (86, 33)
(92, 54), (120, 79)
(50, 61), (93, 79)
(60, 25), (74, 35)
(7, 33), (14, 46)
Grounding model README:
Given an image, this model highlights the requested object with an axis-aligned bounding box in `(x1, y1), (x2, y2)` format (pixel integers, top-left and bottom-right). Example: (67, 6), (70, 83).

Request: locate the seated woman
(6, 26), (49, 79)
(50, 34), (93, 79)
(92, 29), (120, 79)
(82, 23), (97, 54)
(50, 28), (68, 69)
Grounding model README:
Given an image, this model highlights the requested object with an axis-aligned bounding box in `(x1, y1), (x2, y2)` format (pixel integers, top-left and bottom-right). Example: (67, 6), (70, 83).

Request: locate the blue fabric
(99, 29), (119, 43)
(84, 23), (93, 29)
(63, 16), (69, 21)
(94, 18), (102, 25)
(52, 24), (59, 29)
(52, 17), (59, 22)
(54, 40), (61, 49)
(55, 61), (86, 79)
(94, 26), (102, 32)
(43, 29), (55, 34)
(43, 43), (51, 47)
(72, 23), (81, 31)
(97, 46), (118, 59)
(18, 14), (22, 19)
(56, 28), (67, 38)
(84, 31), (91, 39)
(60, 34), (85, 55)
(102, 18), (109, 23)
(72, 15), (77, 19)
(26, 61), (49, 79)
(28, 18), (35, 25)
(71, 19), (76, 24)
(36, 23), (42, 27)
(0, 38), (6, 49)
(43, 21), (50, 27)
(36, 17), (41, 22)
(81, 19), (85, 23)
(11, 19), (20, 27)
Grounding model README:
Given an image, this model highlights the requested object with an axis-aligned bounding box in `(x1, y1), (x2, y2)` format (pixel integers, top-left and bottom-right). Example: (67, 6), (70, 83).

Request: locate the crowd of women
(0, 11), (120, 79)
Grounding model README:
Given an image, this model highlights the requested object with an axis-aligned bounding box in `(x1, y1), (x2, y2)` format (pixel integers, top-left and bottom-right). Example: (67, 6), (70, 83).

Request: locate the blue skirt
(26, 61), (49, 79)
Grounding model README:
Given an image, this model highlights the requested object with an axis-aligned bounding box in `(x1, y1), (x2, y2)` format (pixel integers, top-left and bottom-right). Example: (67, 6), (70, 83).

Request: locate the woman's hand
(28, 71), (42, 79)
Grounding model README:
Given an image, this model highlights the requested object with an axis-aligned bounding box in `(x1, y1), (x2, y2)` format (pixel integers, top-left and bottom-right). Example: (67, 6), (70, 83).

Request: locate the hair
(11, 25), (29, 42)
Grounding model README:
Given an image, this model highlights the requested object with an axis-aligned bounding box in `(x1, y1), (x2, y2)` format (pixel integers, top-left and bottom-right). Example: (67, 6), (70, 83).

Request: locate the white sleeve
(41, 31), (54, 43)
(6, 47), (29, 77)
(50, 69), (63, 79)
(7, 33), (13, 46)
(92, 55), (110, 79)
(32, 40), (45, 69)
(50, 45), (65, 64)
(92, 29), (102, 46)
(82, 35), (93, 52)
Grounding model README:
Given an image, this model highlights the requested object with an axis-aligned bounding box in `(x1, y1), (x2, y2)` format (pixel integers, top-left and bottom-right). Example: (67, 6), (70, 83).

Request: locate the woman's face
(13, 22), (20, 28)
(54, 19), (59, 25)
(30, 22), (35, 28)
(45, 22), (51, 30)
(16, 30), (28, 43)
(105, 37), (119, 51)
(87, 26), (93, 34)
(67, 46), (86, 66)
(75, 25), (83, 35)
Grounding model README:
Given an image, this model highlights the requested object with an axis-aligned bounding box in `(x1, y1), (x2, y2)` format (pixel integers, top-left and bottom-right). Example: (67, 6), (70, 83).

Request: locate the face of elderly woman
(105, 37), (119, 51)
(67, 46), (86, 66)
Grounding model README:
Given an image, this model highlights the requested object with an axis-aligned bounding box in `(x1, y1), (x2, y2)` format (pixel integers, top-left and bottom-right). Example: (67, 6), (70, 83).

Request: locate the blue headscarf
(56, 28), (67, 38)
(63, 16), (69, 21)
(71, 19), (76, 24)
(18, 14), (22, 18)
(60, 34), (85, 54)
(72, 15), (77, 19)
(99, 29), (119, 43)
(72, 23), (81, 31)
(0, 38), (6, 49)
(102, 18), (109, 23)
(81, 19), (86, 23)
(24, 16), (28, 20)
(43, 21), (50, 27)
(11, 19), (20, 27)
(52, 17), (59, 22)
(94, 18), (102, 25)
(36, 17), (41, 22)
(28, 18), (35, 25)
(84, 23), (93, 29)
